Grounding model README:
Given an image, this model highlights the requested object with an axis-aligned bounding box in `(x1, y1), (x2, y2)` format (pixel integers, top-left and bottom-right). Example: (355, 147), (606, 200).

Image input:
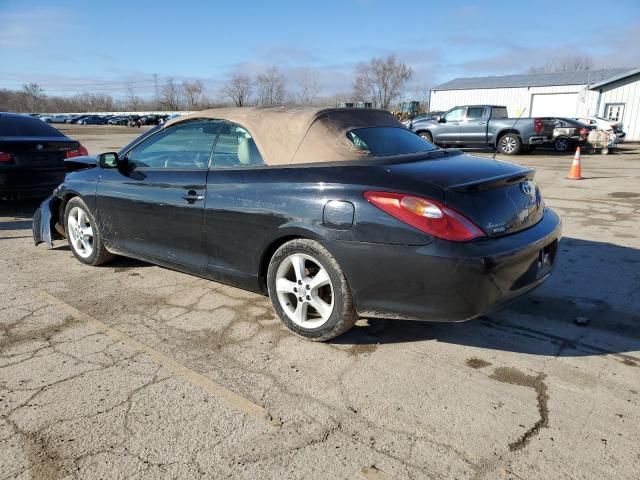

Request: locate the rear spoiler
(446, 168), (535, 193)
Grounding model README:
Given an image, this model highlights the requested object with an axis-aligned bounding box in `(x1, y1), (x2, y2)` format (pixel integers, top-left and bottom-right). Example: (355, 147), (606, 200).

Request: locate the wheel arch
(495, 129), (522, 146)
(58, 192), (80, 234)
(415, 128), (432, 137)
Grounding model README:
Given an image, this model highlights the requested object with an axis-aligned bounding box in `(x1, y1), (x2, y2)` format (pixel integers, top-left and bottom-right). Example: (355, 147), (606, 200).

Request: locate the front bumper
(33, 195), (64, 247)
(334, 208), (562, 322)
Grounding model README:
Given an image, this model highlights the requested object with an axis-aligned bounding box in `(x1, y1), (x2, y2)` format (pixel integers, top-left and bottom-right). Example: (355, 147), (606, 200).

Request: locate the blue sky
(1, 0), (639, 99)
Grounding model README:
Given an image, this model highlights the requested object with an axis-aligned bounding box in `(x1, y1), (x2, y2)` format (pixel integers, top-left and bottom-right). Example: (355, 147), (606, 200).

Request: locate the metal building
(430, 68), (640, 141)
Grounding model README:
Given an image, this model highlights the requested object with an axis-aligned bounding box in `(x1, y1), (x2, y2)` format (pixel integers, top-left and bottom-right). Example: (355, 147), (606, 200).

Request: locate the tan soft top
(163, 106), (402, 166)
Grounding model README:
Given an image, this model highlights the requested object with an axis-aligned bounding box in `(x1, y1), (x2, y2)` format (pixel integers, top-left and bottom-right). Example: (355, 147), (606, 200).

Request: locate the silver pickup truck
(408, 105), (555, 155)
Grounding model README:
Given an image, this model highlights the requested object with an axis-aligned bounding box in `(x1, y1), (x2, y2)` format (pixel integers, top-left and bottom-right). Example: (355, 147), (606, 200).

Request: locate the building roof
(589, 67), (640, 89)
(432, 68), (633, 91)
(165, 106), (401, 165)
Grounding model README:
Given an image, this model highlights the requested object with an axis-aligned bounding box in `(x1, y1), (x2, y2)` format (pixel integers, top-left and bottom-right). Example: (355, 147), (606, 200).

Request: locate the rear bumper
(527, 136), (549, 145)
(0, 167), (65, 198)
(334, 208), (562, 322)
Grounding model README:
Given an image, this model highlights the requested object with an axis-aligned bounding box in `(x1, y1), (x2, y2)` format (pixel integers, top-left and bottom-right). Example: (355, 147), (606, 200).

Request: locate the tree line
(1, 55), (418, 114)
(0, 53), (596, 114)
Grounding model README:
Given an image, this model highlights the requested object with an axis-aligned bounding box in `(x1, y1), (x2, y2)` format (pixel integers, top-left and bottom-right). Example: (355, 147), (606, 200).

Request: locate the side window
(211, 122), (265, 169)
(443, 108), (464, 122)
(466, 107), (485, 120)
(126, 120), (221, 169)
(491, 107), (508, 119)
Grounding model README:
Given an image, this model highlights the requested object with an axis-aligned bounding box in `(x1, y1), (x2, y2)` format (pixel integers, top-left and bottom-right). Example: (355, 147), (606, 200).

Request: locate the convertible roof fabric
(163, 107), (402, 165)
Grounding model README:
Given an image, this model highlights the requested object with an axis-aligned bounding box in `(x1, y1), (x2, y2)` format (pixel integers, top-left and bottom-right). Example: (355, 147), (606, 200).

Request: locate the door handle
(478, 122), (486, 125)
(182, 190), (204, 203)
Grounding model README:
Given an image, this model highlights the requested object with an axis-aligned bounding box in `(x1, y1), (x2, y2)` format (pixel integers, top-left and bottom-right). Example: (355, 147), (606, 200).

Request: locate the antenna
(493, 107), (527, 159)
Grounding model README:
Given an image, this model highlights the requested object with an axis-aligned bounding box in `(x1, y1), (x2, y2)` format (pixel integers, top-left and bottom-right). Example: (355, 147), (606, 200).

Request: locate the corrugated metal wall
(596, 73), (640, 141)
(429, 85), (598, 119)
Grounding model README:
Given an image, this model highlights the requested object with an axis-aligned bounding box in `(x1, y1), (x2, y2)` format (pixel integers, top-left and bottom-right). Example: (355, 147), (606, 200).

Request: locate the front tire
(497, 133), (522, 155)
(267, 239), (358, 341)
(64, 197), (114, 266)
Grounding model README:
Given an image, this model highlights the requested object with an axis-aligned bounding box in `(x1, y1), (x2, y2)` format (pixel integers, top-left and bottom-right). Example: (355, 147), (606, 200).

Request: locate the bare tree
(160, 78), (183, 110)
(255, 67), (286, 106)
(296, 67), (320, 105)
(223, 73), (253, 107)
(126, 81), (140, 111)
(529, 55), (594, 74)
(21, 83), (45, 112)
(182, 80), (204, 109)
(353, 55), (412, 110)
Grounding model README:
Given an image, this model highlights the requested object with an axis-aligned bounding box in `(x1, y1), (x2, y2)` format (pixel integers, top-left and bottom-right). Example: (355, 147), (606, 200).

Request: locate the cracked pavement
(1, 136), (639, 479)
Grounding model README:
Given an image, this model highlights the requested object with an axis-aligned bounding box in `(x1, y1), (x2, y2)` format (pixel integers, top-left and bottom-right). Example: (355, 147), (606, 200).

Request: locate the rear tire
(64, 197), (115, 266)
(418, 131), (433, 143)
(497, 133), (522, 155)
(267, 239), (358, 341)
(554, 137), (572, 152)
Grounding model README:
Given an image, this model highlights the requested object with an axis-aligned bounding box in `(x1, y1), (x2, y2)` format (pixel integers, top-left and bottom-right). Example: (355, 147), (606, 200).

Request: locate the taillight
(0, 152), (13, 164)
(364, 191), (485, 242)
(534, 118), (543, 134)
(65, 144), (89, 158)
(610, 124), (618, 133)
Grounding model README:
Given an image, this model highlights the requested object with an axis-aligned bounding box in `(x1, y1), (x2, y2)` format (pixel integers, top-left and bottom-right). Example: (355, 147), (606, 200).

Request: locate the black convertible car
(33, 107), (561, 340)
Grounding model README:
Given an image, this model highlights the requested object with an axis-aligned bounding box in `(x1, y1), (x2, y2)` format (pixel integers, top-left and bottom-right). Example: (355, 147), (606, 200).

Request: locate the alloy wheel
(555, 138), (570, 152)
(500, 136), (517, 153)
(275, 253), (334, 329)
(67, 207), (94, 258)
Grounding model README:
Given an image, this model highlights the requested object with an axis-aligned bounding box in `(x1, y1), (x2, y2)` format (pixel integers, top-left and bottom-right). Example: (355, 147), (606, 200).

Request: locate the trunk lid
(386, 151), (545, 237)
(0, 137), (79, 167)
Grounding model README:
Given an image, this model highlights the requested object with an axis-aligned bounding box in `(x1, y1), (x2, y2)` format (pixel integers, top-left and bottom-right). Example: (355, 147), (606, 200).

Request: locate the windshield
(347, 127), (438, 157)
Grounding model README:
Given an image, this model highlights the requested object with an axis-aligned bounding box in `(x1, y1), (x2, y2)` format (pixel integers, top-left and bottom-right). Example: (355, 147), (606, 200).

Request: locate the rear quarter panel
(203, 163), (442, 285)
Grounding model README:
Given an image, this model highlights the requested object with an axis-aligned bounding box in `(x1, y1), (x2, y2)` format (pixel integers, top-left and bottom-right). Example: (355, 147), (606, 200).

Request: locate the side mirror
(98, 152), (119, 168)
(438, 117), (446, 123)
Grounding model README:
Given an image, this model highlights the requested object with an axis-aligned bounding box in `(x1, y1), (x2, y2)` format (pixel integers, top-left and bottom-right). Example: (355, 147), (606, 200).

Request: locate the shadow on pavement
(334, 237), (640, 358)
(0, 199), (43, 232)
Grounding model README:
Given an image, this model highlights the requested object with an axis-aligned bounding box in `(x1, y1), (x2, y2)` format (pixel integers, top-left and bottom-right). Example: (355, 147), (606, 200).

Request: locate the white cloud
(0, 8), (69, 49)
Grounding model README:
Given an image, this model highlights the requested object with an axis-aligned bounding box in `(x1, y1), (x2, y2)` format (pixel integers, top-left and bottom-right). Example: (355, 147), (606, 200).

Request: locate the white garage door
(530, 93), (579, 117)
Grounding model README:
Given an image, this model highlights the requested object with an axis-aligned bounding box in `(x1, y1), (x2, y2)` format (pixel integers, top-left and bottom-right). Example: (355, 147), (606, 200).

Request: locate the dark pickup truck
(408, 105), (555, 155)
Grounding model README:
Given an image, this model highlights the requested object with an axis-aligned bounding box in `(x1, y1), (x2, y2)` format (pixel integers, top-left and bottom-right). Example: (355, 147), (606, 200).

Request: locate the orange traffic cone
(567, 146), (583, 180)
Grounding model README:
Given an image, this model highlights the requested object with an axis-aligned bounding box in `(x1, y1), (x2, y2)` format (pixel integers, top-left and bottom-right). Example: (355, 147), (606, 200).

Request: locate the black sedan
(33, 107), (561, 341)
(1, 112), (88, 199)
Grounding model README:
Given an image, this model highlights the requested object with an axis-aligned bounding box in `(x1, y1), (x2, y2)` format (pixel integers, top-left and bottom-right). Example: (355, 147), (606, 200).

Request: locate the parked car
(78, 116), (108, 125)
(108, 116), (127, 125)
(42, 115), (68, 124)
(551, 118), (593, 152)
(409, 105), (555, 154)
(70, 115), (91, 124)
(402, 111), (444, 127)
(575, 116), (626, 142)
(34, 107), (560, 341)
(0, 112), (88, 199)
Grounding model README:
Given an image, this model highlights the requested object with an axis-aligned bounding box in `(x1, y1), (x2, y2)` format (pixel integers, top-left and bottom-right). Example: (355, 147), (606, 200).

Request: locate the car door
(96, 120), (222, 270)
(203, 121), (269, 286)
(433, 107), (464, 144)
(458, 107), (487, 144)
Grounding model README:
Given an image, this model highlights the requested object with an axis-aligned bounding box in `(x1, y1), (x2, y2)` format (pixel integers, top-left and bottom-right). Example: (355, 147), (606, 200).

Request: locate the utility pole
(153, 73), (159, 101)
